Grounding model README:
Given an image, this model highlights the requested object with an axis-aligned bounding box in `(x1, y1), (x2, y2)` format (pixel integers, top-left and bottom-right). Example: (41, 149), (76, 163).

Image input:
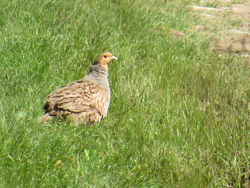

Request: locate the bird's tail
(39, 113), (54, 123)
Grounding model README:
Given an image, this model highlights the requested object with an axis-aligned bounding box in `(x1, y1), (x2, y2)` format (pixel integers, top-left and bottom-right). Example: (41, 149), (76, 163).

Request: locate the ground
(188, 0), (250, 61)
(1, 0), (250, 187)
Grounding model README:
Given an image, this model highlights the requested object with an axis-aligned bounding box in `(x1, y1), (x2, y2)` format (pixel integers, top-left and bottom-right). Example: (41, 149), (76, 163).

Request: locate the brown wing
(44, 80), (110, 117)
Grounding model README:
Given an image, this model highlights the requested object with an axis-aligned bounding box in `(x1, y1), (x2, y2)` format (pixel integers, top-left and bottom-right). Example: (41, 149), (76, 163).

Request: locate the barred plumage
(40, 52), (117, 125)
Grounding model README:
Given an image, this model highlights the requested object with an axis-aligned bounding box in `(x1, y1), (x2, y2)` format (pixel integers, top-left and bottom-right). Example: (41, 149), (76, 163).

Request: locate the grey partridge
(40, 52), (117, 125)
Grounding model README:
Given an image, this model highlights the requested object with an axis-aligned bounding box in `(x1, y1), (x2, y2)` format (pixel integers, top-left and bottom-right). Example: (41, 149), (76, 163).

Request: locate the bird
(40, 52), (118, 125)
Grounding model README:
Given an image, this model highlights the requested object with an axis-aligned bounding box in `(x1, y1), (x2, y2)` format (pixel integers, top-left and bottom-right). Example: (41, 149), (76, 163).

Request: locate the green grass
(1, 0), (250, 187)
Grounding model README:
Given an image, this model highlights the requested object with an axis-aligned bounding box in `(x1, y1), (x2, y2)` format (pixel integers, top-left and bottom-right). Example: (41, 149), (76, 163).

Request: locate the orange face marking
(95, 52), (117, 69)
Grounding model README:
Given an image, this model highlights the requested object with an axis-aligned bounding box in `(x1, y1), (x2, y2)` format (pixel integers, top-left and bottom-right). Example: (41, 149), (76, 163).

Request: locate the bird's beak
(112, 56), (118, 60)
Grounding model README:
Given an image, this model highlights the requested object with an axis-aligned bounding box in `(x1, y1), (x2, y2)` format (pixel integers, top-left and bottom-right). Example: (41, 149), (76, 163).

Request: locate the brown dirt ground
(187, 0), (250, 62)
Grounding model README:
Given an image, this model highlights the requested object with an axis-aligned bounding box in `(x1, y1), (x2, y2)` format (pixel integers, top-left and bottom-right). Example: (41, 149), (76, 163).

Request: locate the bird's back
(41, 75), (110, 125)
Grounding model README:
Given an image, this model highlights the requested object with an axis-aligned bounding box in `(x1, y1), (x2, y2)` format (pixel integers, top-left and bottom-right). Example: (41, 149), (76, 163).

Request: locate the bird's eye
(103, 55), (107, 58)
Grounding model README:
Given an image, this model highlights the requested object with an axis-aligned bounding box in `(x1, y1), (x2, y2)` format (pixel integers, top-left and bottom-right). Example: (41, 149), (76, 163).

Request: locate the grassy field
(1, 0), (250, 187)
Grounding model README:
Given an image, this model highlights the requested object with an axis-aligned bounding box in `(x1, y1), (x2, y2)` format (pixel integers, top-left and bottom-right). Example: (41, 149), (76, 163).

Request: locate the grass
(1, 0), (250, 187)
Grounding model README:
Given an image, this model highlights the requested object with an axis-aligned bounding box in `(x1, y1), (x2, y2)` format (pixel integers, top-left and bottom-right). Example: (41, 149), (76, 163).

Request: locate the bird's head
(94, 52), (117, 70)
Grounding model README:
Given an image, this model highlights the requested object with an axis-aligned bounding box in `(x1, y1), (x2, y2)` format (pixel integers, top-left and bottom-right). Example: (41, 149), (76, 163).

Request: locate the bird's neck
(89, 63), (108, 75)
(84, 63), (110, 92)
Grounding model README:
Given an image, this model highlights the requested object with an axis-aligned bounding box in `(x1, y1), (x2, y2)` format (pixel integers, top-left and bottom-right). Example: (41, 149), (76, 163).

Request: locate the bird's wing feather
(45, 80), (109, 116)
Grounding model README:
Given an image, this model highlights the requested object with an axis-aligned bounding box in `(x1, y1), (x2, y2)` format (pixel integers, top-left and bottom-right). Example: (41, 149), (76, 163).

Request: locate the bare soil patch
(189, 0), (250, 61)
